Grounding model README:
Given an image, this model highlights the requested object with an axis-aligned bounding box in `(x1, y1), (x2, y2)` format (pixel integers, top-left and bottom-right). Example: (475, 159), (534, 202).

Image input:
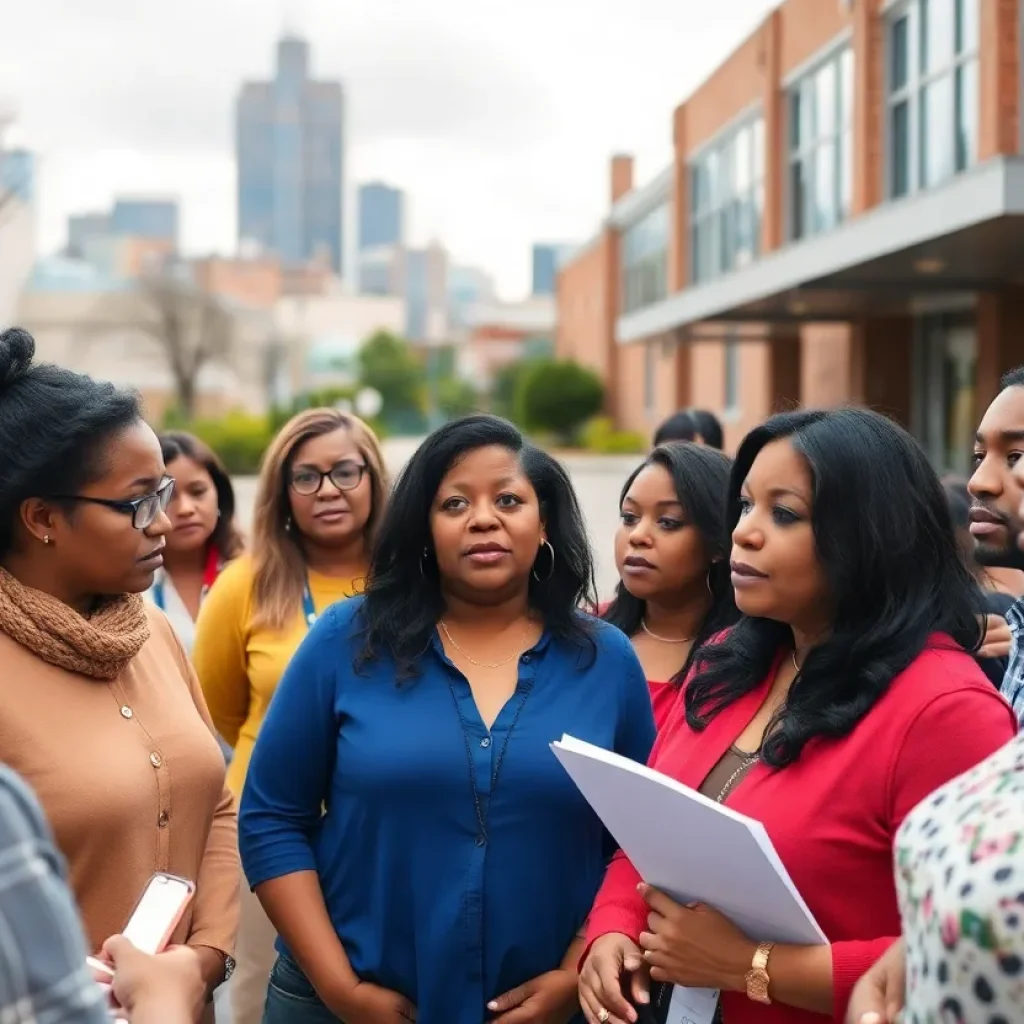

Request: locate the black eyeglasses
(51, 477), (176, 531)
(289, 461), (368, 496)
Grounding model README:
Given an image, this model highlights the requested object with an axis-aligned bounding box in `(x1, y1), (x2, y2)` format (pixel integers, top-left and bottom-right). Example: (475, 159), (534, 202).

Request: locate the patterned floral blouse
(895, 731), (1024, 1023)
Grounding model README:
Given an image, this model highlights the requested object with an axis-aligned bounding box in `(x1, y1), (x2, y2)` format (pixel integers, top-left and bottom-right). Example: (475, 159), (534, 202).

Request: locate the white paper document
(666, 985), (719, 1024)
(552, 734), (825, 945)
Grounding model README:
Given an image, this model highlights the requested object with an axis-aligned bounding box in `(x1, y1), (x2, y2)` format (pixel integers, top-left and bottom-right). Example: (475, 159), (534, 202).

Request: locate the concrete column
(854, 315), (913, 426)
(768, 331), (802, 413)
(976, 290), (1024, 411)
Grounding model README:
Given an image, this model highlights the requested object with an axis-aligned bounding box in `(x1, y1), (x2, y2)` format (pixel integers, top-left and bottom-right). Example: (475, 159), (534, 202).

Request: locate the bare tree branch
(129, 268), (237, 419)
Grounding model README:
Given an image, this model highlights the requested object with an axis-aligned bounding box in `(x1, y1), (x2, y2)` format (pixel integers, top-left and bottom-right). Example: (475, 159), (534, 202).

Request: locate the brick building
(557, 0), (1024, 470)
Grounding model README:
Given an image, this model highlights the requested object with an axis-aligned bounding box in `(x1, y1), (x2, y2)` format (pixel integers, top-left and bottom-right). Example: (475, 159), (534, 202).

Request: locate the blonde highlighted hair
(251, 407), (388, 630)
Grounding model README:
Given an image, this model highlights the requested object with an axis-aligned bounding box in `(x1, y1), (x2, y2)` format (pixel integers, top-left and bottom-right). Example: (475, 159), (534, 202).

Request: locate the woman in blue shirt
(239, 414), (656, 1024)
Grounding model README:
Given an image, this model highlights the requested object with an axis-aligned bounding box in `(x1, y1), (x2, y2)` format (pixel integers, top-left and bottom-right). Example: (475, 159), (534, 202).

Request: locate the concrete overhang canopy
(617, 156), (1024, 344)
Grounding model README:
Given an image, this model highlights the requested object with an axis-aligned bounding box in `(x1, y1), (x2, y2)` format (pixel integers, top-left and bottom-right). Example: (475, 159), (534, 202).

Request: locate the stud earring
(43, 535), (51, 546)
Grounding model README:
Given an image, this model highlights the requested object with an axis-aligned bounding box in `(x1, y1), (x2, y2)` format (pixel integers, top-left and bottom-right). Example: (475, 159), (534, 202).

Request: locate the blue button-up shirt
(239, 597), (656, 1024)
(1001, 595), (1024, 726)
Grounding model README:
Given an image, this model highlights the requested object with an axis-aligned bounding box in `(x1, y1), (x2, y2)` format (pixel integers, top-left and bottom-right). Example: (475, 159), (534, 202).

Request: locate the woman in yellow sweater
(192, 406), (388, 1024)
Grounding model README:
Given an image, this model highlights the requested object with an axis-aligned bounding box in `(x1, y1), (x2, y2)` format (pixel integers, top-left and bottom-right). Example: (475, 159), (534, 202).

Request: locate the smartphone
(120, 872), (195, 955)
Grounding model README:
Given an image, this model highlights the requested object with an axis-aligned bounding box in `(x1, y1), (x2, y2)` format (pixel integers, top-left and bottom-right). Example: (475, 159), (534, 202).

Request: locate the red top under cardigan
(585, 636), (1017, 1023)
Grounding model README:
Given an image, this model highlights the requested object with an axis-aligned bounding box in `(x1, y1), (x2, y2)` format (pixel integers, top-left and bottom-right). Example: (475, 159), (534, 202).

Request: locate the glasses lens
(329, 463), (364, 491)
(290, 471), (320, 495)
(134, 495), (158, 530)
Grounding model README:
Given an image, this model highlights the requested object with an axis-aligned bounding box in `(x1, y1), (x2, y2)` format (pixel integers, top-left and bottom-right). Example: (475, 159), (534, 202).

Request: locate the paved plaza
(231, 439), (639, 601)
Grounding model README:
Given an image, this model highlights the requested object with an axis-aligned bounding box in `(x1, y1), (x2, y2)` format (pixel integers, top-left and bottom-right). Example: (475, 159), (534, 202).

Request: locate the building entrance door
(912, 313), (977, 475)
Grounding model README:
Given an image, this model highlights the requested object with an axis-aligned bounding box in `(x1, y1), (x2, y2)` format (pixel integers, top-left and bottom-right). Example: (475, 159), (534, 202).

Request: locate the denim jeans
(262, 954), (343, 1023)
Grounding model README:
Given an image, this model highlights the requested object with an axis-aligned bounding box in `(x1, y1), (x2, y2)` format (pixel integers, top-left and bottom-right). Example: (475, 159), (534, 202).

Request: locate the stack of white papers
(551, 734), (826, 945)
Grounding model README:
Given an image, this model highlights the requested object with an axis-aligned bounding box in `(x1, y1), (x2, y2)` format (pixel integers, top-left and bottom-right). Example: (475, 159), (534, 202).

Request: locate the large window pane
(790, 91), (803, 150)
(752, 118), (765, 180)
(920, 73), (955, 186)
(921, 0), (955, 74)
(839, 47), (855, 126)
(839, 128), (853, 218)
(815, 61), (837, 137)
(813, 141), (837, 231)
(955, 0), (978, 55)
(734, 126), (752, 192)
(891, 100), (910, 197)
(955, 57), (978, 171)
(891, 16), (910, 93)
(790, 160), (808, 240)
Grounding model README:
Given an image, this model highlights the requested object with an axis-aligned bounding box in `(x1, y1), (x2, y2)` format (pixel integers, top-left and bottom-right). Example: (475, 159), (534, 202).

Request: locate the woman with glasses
(0, 328), (239, 1019)
(191, 406), (388, 1024)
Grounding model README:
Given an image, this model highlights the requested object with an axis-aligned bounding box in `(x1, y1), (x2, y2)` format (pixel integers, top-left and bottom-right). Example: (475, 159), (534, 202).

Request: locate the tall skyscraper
(358, 182), (404, 252)
(531, 243), (574, 296)
(236, 36), (346, 274)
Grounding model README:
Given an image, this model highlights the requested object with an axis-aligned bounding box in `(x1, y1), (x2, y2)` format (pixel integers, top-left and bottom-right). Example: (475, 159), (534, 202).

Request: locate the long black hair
(357, 414), (597, 679)
(685, 407), (984, 768)
(603, 443), (738, 685)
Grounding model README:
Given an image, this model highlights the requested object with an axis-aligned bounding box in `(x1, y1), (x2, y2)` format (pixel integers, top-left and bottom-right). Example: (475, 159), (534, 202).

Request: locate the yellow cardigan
(192, 555), (361, 797)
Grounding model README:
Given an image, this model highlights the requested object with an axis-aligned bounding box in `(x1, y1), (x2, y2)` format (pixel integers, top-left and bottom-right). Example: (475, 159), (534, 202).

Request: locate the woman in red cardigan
(579, 408), (1017, 1024)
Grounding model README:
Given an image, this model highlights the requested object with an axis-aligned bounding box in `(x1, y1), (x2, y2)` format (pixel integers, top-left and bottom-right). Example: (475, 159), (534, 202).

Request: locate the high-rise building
(236, 36), (346, 274)
(358, 182), (404, 252)
(67, 213), (111, 258)
(531, 243), (574, 296)
(110, 198), (179, 247)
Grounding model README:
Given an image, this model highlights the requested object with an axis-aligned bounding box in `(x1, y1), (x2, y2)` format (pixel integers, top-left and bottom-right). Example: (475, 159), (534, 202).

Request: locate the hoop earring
(706, 570), (713, 598)
(532, 539), (555, 582)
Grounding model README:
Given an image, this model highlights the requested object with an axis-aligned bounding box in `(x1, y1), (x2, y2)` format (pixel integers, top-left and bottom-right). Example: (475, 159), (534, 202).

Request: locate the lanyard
(302, 579), (317, 628)
(153, 547), (221, 611)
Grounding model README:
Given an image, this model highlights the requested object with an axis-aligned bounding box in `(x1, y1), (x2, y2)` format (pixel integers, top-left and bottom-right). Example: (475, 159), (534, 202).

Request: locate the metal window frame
(689, 111), (766, 285)
(786, 44), (855, 243)
(885, 0), (981, 199)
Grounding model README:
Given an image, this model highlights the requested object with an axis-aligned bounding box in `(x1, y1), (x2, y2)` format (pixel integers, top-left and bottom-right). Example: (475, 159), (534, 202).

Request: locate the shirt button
(475, 834), (486, 847)
(157, 811), (169, 827)
(120, 706), (133, 719)
(481, 737), (491, 748)
(149, 752), (162, 768)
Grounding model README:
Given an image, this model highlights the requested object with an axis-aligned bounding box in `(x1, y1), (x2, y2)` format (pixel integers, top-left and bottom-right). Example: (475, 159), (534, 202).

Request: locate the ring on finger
(597, 1009), (610, 1023)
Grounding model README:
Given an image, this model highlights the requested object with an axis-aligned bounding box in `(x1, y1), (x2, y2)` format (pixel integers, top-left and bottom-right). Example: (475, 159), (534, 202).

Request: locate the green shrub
(186, 411), (273, 475)
(514, 359), (604, 441)
(580, 416), (646, 454)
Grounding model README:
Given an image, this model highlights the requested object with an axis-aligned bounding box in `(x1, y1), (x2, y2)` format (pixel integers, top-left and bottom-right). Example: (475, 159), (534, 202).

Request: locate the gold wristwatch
(745, 941), (774, 1004)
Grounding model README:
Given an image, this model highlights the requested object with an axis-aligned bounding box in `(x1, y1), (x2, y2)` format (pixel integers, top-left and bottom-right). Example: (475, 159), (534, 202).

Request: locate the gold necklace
(641, 618), (693, 644)
(439, 621), (532, 669)
(716, 752), (759, 803)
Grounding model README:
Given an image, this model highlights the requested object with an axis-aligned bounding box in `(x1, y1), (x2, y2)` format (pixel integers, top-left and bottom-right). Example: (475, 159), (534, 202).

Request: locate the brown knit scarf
(0, 567), (150, 680)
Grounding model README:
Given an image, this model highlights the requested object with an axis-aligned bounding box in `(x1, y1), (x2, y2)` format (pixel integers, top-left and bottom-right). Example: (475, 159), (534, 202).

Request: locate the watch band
(745, 941), (775, 1004)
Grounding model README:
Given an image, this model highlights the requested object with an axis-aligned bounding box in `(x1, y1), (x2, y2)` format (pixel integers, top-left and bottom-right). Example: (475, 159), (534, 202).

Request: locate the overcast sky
(1, 0), (778, 298)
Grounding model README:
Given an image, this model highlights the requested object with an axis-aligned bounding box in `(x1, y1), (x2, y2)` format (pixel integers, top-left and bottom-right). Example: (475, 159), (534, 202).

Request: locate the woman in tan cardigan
(0, 328), (239, 1021)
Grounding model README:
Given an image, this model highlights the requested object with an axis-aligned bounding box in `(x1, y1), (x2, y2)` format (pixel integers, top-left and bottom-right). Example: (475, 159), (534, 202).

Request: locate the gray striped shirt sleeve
(0, 764), (110, 1024)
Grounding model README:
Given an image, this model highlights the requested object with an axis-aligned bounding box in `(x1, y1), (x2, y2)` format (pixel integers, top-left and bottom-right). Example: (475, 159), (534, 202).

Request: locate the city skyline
(0, 0), (779, 298)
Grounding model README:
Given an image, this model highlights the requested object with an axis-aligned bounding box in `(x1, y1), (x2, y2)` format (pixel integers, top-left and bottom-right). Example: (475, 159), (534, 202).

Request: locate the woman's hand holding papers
(636, 883), (756, 993)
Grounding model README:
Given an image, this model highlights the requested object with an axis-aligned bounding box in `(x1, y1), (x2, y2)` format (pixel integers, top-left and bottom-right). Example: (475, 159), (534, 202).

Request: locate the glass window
(621, 201), (669, 314)
(787, 45), (854, 241)
(689, 113), (765, 284)
(886, 0), (979, 198)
